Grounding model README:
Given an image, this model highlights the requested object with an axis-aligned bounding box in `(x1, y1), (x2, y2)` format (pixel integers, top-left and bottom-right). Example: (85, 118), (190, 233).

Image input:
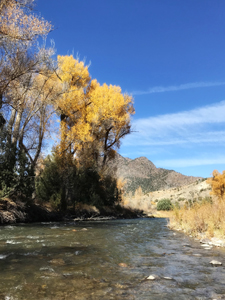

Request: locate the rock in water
(118, 263), (128, 268)
(147, 274), (159, 280)
(210, 260), (222, 266)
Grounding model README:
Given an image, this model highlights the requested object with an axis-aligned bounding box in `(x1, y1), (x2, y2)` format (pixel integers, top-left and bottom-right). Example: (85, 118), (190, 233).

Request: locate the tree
(0, 0), (52, 110)
(0, 0), (57, 201)
(55, 55), (134, 169)
(207, 170), (225, 201)
(0, 124), (34, 200)
(0, 0), (56, 169)
(36, 152), (123, 210)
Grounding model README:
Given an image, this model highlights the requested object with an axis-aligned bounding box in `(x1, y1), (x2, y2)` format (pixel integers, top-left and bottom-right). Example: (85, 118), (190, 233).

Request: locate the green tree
(0, 126), (34, 200)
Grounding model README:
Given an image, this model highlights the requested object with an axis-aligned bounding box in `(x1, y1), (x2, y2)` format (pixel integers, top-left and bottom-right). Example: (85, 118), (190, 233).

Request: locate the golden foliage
(207, 170), (225, 201)
(55, 55), (135, 166)
(0, 0), (52, 42)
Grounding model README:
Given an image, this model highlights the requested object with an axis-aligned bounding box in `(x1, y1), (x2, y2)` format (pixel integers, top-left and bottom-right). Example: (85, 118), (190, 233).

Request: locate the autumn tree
(36, 54), (134, 209)
(0, 0), (52, 110)
(55, 55), (134, 169)
(86, 80), (134, 168)
(207, 170), (225, 201)
(0, 0), (57, 200)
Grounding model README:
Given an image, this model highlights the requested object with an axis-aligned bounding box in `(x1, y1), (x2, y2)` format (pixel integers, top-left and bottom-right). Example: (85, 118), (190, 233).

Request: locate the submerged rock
(118, 263), (128, 268)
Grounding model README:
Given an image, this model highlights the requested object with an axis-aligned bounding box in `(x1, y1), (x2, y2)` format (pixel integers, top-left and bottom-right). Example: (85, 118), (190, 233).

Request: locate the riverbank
(0, 198), (147, 225)
(155, 208), (225, 248)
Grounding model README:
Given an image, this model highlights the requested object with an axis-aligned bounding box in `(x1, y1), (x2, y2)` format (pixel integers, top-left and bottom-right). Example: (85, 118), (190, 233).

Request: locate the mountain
(109, 154), (201, 194)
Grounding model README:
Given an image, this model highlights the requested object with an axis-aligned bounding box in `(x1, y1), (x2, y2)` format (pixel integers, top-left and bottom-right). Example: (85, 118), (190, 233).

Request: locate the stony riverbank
(0, 198), (146, 225)
(171, 226), (225, 249)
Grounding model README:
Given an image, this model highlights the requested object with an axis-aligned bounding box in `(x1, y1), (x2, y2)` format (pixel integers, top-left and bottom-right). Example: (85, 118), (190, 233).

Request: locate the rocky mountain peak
(110, 153), (201, 194)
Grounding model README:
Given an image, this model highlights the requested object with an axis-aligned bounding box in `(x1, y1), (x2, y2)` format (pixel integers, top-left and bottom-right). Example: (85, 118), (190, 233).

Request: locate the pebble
(210, 260), (222, 266)
(201, 244), (212, 249)
(118, 263), (128, 268)
(147, 275), (156, 280)
(81, 228), (88, 231)
(163, 277), (172, 280)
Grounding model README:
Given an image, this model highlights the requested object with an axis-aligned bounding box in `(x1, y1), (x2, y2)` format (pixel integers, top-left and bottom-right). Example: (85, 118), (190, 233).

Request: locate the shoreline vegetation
(166, 170), (225, 247)
(0, 198), (147, 225)
(166, 199), (225, 247)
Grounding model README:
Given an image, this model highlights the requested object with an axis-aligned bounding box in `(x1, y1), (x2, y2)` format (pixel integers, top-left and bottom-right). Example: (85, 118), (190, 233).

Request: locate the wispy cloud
(123, 100), (225, 146)
(120, 101), (225, 174)
(132, 81), (225, 95)
(155, 156), (225, 168)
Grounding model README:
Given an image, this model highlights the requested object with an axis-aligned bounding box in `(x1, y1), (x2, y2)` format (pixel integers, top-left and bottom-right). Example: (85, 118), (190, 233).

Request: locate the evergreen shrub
(157, 199), (173, 211)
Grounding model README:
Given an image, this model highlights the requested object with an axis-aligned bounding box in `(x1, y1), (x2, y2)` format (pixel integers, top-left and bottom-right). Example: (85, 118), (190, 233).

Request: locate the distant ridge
(109, 154), (201, 194)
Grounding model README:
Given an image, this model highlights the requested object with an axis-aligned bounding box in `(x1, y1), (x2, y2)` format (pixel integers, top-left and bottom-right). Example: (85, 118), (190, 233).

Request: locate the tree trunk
(12, 106), (23, 146)
(7, 107), (16, 144)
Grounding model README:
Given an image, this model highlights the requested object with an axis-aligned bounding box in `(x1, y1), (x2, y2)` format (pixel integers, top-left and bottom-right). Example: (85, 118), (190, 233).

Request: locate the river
(0, 218), (225, 299)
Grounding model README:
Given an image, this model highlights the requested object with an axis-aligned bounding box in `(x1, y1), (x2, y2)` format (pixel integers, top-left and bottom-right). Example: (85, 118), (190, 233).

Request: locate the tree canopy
(55, 55), (134, 169)
(0, 2), (135, 207)
(207, 170), (225, 201)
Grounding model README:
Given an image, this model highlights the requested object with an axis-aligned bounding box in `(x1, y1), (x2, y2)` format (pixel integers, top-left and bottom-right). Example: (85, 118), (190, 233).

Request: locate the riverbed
(0, 218), (225, 299)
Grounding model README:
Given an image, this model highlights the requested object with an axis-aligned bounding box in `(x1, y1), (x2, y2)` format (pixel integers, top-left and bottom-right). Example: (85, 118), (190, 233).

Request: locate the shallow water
(0, 218), (225, 299)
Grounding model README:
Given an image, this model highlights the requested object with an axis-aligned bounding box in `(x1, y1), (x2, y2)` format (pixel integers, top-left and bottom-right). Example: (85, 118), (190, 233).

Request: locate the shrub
(178, 197), (186, 202)
(157, 199), (173, 211)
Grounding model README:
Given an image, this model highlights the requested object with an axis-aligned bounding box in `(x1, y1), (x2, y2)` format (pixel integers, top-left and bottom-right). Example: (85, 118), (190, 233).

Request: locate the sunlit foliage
(55, 55), (134, 169)
(207, 170), (225, 201)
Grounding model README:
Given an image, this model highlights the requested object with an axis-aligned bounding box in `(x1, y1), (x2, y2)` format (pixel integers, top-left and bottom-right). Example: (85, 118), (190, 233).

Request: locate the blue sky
(37, 0), (225, 177)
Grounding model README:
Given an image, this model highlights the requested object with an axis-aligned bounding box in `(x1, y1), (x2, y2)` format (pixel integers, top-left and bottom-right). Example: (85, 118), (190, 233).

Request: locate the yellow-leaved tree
(207, 170), (225, 201)
(55, 55), (134, 169)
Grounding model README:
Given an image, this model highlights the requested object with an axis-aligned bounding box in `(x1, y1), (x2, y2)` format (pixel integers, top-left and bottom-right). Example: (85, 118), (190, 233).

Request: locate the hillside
(123, 179), (212, 214)
(110, 154), (201, 194)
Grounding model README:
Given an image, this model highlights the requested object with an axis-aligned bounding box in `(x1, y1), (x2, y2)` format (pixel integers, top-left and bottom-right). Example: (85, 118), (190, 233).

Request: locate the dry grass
(169, 199), (225, 238)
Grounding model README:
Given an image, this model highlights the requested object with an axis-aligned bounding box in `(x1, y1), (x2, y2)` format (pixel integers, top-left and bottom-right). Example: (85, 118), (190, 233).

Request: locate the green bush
(178, 197), (186, 202)
(157, 199), (173, 211)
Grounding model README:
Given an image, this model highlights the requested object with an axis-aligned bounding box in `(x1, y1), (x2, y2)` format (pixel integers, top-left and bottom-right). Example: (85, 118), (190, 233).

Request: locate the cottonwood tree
(0, 0), (56, 167)
(0, 0), (58, 199)
(0, 0), (52, 110)
(55, 55), (134, 169)
(207, 170), (225, 201)
(39, 54), (134, 209)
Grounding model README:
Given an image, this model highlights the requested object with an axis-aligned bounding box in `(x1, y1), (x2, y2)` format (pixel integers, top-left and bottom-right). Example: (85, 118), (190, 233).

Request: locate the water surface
(0, 218), (225, 299)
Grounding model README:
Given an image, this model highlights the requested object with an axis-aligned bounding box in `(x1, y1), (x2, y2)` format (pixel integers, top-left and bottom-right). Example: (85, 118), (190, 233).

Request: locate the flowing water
(0, 218), (225, 299)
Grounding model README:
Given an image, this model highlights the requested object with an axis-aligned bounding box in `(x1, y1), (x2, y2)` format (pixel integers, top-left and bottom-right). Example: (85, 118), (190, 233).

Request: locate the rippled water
(0, 218), (225, 299)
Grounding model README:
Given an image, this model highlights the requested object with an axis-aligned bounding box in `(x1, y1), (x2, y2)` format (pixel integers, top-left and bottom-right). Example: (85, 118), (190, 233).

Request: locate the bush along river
(0, 218), (225, 300)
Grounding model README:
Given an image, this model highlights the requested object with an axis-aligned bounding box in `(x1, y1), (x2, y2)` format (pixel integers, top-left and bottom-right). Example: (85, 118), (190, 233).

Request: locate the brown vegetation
(168, 170), (225, 239)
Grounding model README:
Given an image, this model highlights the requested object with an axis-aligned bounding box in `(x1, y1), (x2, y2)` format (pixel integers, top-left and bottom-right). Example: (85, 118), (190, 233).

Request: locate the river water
(0, 218), (225, 299)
